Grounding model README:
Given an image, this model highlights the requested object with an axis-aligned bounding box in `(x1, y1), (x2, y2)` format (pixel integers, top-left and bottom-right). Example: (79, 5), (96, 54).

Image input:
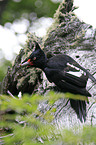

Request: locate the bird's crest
(34, 41), (41, 51)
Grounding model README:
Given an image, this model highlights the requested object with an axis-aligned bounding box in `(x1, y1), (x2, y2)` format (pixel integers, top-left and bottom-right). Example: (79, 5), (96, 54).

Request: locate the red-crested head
(20, 41), (47, 69)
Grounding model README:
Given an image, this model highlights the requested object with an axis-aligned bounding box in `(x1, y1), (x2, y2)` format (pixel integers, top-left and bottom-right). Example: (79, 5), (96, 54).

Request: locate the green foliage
(1, 0), (61, 25)
(0, 92), (96, 145)
(0, 58), (12, 82)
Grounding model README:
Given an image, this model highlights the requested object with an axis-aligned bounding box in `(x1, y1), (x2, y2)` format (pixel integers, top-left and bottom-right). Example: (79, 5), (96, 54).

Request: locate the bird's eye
(33, 57), (36, 60)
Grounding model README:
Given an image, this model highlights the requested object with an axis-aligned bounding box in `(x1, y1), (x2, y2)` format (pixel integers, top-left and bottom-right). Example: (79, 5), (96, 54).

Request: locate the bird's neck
(42, 58), (48, 70)
(38, 55), (48, 71)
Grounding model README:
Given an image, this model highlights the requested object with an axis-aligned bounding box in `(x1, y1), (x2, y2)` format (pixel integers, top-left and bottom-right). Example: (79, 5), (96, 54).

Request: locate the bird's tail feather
(70, 99), (87, 122)
(86, 70), (96, 84)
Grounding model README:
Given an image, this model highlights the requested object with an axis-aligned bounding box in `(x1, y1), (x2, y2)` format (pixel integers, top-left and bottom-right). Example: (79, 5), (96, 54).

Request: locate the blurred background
(0, 0), (96, 82)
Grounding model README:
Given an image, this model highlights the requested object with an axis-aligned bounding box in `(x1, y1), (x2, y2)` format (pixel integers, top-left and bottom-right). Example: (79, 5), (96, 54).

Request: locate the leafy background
(0, 92), (96, 145)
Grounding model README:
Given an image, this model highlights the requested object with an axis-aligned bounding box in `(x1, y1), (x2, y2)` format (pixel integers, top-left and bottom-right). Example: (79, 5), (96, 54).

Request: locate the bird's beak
(20, 59), (34, 67)
(19, 61), (30, 67)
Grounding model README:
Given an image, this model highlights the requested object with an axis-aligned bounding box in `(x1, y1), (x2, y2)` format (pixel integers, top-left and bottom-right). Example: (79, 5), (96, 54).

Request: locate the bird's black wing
(48, 54), (96, 83)
(44, 67), (90, 93)
(64, 55), (96, 84)
(60, 71), (88, 88)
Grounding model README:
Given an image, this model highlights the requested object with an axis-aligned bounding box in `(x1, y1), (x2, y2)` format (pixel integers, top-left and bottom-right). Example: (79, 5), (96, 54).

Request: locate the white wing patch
(67, 62), (79, 71)
(67, 62), (86, 77)
(67, 71), (83, 77)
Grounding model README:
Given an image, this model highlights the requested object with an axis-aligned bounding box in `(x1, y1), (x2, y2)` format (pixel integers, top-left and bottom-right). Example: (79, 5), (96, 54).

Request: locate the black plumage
(20, 41), (96, 122)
